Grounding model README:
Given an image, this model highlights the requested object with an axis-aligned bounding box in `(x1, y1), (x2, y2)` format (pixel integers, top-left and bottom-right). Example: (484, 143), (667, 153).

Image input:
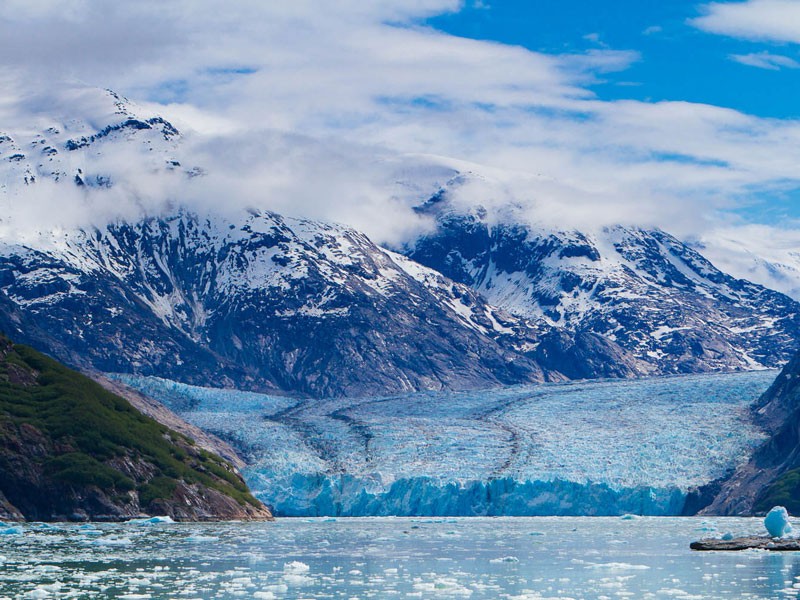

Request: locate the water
(114, 371), (775, 516)
(4, 517), (800, 599)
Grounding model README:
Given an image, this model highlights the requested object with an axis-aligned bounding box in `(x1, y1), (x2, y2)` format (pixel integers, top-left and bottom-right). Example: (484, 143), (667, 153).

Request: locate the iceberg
(127, 516), (175, 525)
(764, 506), (792, 537)
(114, 370), (775, 516)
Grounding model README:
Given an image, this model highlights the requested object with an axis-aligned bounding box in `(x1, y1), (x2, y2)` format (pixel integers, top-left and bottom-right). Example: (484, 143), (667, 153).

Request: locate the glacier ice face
(113, 370), (775, 516)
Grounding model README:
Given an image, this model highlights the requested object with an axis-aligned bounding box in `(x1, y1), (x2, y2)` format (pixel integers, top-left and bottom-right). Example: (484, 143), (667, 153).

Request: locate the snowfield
(113, 370), (775, 516)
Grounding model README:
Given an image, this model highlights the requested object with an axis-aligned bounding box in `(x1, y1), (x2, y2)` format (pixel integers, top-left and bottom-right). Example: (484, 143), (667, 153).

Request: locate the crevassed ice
(112, 371), (775, 516)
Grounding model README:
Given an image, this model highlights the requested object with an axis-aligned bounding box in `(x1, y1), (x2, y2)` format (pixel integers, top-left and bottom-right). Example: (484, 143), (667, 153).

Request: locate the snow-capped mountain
(0, 204), (643, 397)
(0, 87), (188, 191)
(403, 188), (800, 374)
(1, 84), (798, 398)
(0, 209), (565, 397)
(694, 226), (800, 302)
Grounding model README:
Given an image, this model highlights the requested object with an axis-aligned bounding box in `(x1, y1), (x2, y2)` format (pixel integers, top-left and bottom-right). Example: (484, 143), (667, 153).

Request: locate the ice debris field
(114, 371), (776, 516)
(1, 517), (799, 600)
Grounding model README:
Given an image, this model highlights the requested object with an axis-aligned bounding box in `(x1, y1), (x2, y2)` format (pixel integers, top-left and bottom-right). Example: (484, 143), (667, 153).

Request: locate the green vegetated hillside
(0, 337), (272, 521)
(755, 469), (800, 514)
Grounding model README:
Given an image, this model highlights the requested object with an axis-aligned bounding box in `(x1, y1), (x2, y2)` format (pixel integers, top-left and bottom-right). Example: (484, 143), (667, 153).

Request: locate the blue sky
(425, 0), (800, 225)
(427, 0), (800, 119)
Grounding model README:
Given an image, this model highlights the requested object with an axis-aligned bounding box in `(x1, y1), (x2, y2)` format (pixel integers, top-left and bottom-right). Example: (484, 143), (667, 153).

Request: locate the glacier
(113, 371), (776, 517)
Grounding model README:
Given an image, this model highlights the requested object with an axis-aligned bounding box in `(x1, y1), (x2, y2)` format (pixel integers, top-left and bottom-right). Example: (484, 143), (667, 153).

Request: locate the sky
(2, 0), (800, 283)
(427, 0), (800, 224)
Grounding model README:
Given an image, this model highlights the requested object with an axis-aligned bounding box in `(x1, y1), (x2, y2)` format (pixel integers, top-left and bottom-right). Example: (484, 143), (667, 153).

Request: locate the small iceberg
(620, 514), (638, 520)
(186, 535), (219, 543)
(127, 516), (176, 525)
(283, 561), (310, 574)
(490, 556), (519, 563)
(0, 526), (23, 535)
(765, 506), (792, 538)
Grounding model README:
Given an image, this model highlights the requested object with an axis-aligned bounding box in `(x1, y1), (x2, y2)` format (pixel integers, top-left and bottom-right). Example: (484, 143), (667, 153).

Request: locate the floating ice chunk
(128, 516), (175, 525)
(283, 562), (312, 586)
(253, 593), (276, 600)
(586, 562), (650, 570)
(93, 536), (133, 546)
(185, 535), (219, 543)
(283, 561), (310, 574)
(765, 506), (792, 538)
(413, 578), (473, 596)
(283, 573), (312, 586)
(144, 515), (174, 524)
(721, 532), (734, 540)
(490, 556), (519, 563)
(0, 526), (23, 535)
(620, 514), (637, 520)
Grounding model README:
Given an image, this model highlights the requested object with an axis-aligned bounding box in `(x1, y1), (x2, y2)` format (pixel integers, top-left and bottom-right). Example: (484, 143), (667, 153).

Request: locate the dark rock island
(691, 536), (800, 552)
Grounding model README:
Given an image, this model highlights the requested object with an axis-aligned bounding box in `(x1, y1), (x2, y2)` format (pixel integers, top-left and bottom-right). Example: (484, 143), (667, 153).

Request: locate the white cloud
(698, 225), (800, 299)
(1, 0), (800, 254)
(730, 51), (800, 69)
(692, 0), (800, 43)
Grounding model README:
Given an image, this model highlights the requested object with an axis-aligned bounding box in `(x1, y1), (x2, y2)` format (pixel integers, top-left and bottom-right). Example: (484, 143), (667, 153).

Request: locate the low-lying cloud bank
(1, 1), (800, 296)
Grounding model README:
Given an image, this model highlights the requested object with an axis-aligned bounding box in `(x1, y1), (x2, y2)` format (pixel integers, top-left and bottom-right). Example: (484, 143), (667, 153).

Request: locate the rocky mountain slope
(0, 87), (186, 190)
(699, 351), (800, 515)
(0, 208), (646, 398)
(1, 85), (798, 398)
(403, 187), (800, 374)
(0, 337), (271, 521)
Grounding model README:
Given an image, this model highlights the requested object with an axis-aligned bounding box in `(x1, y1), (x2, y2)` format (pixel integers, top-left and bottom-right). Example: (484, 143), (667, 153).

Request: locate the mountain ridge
(403, 188), (800, 375)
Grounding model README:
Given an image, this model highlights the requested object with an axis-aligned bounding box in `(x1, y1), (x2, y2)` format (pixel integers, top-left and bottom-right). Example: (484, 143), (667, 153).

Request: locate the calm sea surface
(2, 517), (798, 599)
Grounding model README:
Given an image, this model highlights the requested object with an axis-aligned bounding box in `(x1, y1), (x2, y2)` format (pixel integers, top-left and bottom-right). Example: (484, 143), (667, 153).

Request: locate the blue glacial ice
(765, 506), (792, 537)
(112, 371), (776, 516)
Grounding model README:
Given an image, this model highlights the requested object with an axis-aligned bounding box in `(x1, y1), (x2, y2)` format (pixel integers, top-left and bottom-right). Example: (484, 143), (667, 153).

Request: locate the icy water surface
(4, 517), (800, 599)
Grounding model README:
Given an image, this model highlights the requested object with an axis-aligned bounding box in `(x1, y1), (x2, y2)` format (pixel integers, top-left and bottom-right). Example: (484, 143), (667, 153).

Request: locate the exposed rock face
(1, 85), (796, 399)
(699, 353), (800, 515)
(0, 208), (646, 398)
(403, 191), (800, 375)
(0, 338), (272, 521)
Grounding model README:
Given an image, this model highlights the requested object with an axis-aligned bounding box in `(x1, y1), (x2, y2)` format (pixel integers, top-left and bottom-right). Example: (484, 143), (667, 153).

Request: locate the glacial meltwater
(5, 517), (800, 599)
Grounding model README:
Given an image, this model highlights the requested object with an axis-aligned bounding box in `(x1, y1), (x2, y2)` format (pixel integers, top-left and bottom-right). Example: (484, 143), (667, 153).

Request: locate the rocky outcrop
(0, 338), (272, 521)
(691, 536), (800, 551)
(403, 189), (800, 375)
(698, 353), (800, 515)
(0, 209), (603, 399)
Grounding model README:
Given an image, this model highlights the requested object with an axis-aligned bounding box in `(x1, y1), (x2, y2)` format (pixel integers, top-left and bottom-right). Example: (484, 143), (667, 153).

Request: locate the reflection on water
(1, 517), (799, 599)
